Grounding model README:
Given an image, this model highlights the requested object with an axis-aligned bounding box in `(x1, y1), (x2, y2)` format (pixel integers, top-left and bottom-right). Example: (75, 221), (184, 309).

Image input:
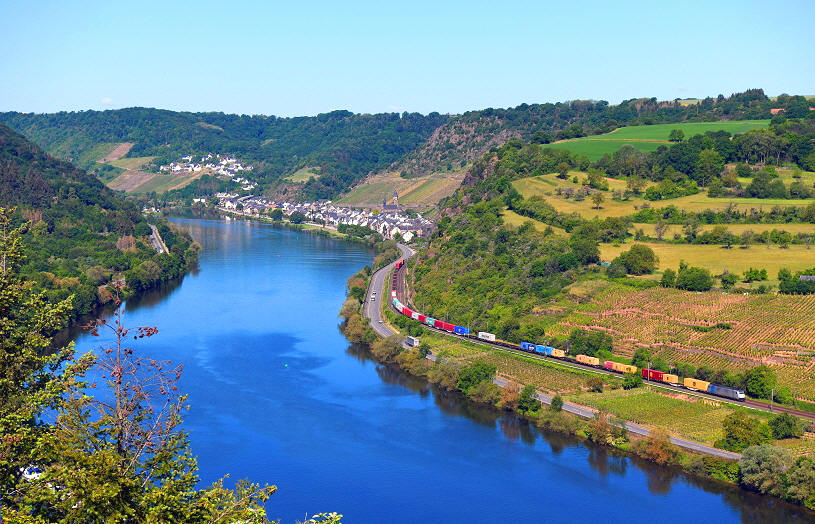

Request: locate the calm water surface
(67, 218), (811, 523)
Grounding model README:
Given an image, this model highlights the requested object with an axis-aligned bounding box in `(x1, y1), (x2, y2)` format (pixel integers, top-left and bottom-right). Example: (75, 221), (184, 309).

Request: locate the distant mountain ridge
(2, 89), (809, 201)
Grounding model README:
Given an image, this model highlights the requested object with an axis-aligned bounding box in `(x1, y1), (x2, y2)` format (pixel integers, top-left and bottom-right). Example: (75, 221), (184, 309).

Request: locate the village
(160, 153), (257, 190)
(214, 191), (434, 242)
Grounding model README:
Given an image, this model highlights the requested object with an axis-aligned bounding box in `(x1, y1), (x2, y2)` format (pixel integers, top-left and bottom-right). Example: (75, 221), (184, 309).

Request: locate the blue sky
(1, 0), (812, 117)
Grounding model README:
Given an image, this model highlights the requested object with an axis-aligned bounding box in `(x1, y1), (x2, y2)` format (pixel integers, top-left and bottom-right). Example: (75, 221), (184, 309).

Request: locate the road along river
(66, 218), (812, 523)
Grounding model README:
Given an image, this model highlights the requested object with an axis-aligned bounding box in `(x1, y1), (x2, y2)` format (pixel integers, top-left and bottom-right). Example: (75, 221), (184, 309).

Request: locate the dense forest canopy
(0, 123), (199, 317)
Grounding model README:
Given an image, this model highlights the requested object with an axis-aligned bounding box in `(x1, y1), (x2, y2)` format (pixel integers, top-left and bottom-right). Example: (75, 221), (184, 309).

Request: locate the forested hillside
(0, 123), (199, 316)
(392, 90), (809, 177)
(3, 89), (807, 202)
(407, 114), (815, 398)
(0, 108), (448, 201)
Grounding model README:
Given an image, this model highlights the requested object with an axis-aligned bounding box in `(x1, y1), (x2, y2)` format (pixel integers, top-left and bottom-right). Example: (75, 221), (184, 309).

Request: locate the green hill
(0, 123), (199, 316)
(3, 88), (807, 202)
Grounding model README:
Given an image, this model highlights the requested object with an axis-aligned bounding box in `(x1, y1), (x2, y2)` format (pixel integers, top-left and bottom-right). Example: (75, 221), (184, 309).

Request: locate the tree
(637, 427), (678, 465)
(556, 162), (571, 179)
(585, 411), (628, 446)
(740, 229), (754, 249)
(517, 384), (541, 413)
(668, 129), (685, 142)
(591, 192), (605, 210)
(269, 208), (283, 221)
(500, 380), (521, 411)
(716, 411), (773, 452)
(550, 394), (564, 412)
(654, 221), (669, 241)
(0, 209), (76, 516)
(586, 376), (604, 392)
(289, 211), (307, 224)
(739, 445), (795, 497)
(617, 244), (659, 275)
(787, 457), (815, 509)
(744, 365), (776, 399)
(769, 412), (806, 439)
(682, 217), (701, 242)
(622, 372), (643, 389)
(720, 271), (739, 290)
(35, 299), (277, 521)
(660, 268), (677, 288)
(696, 149), (725, 187)
(457, 360), (496, 394)
(676, 266), (714, 291)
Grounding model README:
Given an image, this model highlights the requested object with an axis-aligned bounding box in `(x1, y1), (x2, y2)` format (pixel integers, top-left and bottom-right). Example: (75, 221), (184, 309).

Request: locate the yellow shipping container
(620, 364), (638, 374)
(663, 374), (679, 384)
(684, 378), (710, 391)
(551, 349), (566, 358)
(576, 355), (600, 366)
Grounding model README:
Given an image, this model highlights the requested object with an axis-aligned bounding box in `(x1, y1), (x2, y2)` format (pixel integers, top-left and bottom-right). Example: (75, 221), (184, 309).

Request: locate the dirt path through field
(99, 142), (135, 162)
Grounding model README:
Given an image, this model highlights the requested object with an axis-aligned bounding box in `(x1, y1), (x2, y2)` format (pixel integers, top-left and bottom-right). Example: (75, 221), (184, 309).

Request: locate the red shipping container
(433, 319), (444, 329)
(603, 361), (615, 371)
(418, 315), (427, 323)
(440, 322), (455, 332)
(642, 368), (665, 381)
(402, 307), (412, 316)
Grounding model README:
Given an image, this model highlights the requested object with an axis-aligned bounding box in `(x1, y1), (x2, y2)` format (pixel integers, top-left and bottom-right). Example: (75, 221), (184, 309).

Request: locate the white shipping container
(478, 331), (496, 342)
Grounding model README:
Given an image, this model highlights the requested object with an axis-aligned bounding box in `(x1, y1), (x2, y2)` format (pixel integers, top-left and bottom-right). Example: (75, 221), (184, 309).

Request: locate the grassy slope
(547, 120), (770, 161)
(284, 167), (320, 183)
(108, 156), (156, 170)
(513, 172), (815, 278)
(495, 170), (815, 398)
(335, 171), (464, 208)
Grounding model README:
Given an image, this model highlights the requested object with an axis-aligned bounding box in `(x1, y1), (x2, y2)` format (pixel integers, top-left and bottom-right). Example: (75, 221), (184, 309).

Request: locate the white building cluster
(160, 153), (254, 179)
(218, 197), (434, 242)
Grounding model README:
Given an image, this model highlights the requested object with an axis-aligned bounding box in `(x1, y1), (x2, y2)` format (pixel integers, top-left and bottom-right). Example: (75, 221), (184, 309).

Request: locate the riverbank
(339, 259), (815, 513)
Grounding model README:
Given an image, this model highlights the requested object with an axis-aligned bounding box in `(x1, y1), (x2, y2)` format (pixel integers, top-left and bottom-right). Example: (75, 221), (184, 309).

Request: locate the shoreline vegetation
(338, 261), (815, 514)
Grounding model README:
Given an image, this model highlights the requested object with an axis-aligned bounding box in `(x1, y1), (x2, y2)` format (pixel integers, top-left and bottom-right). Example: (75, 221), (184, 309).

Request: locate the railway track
(390, 262), (815, 423)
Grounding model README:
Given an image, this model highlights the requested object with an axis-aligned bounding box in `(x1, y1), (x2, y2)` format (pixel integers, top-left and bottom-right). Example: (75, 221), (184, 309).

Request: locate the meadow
(599, 242), (815, 282)
(546, 120), (770, 161)
(284, 167), (320, 183)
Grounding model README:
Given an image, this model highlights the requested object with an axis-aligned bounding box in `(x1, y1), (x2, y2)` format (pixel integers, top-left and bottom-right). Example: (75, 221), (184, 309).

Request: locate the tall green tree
(695, 149), (725, 187)
(0, 208), (76, 515)
(25, 299), (277, 522)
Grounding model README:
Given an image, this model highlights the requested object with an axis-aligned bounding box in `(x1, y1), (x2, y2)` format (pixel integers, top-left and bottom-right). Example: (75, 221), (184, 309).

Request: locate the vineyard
(559, 285), (815, 399)
(565, 388), (735, 444)
(423, 332), (598, 394)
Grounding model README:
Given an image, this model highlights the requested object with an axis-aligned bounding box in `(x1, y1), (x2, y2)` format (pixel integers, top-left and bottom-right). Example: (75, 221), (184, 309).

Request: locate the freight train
(389, 262), (746, 402)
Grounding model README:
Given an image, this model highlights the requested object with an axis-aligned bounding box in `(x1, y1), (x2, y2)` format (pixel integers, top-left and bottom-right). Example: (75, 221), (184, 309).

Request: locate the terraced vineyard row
(563, 286), (815, 399)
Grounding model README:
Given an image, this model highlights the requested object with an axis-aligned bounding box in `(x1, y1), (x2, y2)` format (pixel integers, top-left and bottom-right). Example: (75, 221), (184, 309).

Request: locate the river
(66, 218), (811, 523)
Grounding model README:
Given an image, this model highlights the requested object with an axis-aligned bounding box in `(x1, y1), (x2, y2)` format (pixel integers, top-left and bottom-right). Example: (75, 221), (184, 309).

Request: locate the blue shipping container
(520, 342), (535, 351)
(454, 326), (470, 335)
(534, 345), (547, 354)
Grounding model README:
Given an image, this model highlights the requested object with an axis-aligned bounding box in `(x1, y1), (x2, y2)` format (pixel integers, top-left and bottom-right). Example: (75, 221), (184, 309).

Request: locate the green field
(599, 242), (815, 282)
(514, 172), (815, 222)
(285, 167), (320, 183)
(546, 120), (770, 161)
(76, 142), (120, 168)
(109, 156), (156, 170)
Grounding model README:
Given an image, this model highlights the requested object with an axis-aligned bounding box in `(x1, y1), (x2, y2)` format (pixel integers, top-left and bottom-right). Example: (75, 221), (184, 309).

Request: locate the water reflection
(346, 340), (815, 523)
